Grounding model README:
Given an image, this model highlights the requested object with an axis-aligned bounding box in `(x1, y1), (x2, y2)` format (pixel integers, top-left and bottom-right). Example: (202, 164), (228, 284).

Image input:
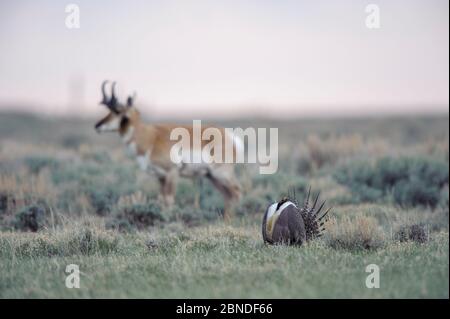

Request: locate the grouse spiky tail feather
(287, 186), (332, 240)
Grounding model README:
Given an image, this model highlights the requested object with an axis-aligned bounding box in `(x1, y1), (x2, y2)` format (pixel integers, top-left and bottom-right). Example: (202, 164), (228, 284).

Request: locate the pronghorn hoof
(262, 188), (332, 245)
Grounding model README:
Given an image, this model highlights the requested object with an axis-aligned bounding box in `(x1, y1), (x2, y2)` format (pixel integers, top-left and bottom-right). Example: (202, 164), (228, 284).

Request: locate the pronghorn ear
(126, 97), (133, 108)
(126, 92), (137, 108)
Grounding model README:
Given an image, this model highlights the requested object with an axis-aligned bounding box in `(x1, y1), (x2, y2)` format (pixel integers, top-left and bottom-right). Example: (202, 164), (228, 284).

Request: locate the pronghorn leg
(206, 164), (241, 221)
(223, 198), (233, 222)
(162, 169), (178, 207)
(193, 176), (203, 209)
(157, 175), (168, 204)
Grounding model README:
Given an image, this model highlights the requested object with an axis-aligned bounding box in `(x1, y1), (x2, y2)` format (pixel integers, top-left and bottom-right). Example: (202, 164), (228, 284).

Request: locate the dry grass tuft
(306, 134), (363, 169)
(325, 215), (385, 250)
(0, 218), (122, 258)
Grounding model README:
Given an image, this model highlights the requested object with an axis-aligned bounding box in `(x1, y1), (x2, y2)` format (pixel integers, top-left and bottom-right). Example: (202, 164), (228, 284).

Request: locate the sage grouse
(262, 189), (331, 245)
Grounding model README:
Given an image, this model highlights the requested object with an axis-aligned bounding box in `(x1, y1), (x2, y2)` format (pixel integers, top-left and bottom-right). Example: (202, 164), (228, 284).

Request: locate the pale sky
(0, 0), (448, 118)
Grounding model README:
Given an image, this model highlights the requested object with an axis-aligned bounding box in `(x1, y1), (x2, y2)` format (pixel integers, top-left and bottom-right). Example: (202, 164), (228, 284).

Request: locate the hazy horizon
(0, 0), (448, 118)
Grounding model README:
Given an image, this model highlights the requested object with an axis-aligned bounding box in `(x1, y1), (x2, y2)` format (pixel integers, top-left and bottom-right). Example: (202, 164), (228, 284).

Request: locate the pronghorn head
(95, 80), (138, 133)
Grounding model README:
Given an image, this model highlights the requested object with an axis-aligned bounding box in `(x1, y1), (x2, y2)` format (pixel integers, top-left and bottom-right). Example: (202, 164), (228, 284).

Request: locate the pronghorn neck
(119, 109), (142, 144)
(120, 123), (135, 144)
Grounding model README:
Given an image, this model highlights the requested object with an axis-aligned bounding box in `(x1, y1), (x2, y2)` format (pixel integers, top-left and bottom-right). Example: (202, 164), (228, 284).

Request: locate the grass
(0, 221), (447, 298)
(0, 113), (448, 298)
(325, 216), (386, 250)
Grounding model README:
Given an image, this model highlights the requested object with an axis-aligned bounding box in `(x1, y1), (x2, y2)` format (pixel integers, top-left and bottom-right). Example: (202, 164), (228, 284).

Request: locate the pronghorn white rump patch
(265, 201), (297, 239)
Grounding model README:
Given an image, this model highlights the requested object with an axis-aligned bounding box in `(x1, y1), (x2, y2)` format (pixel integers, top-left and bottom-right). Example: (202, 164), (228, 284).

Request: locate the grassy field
(0, 112), (448, 298)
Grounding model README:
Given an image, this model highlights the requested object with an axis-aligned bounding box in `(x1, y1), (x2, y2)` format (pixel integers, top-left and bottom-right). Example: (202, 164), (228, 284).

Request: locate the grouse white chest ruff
(265, 201), (297, 241)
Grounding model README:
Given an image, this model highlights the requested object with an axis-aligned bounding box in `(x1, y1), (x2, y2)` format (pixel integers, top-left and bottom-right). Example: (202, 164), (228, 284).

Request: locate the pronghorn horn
(101, 80), (109, 103)
(108, 81), (119, 112)
(111, 82), (117, 102)
(111, 81), (116, 96)
(127, 91), (137, 107)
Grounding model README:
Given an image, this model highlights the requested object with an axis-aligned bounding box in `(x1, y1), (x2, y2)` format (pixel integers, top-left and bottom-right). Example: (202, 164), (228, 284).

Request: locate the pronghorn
(94, 81), (242, 219)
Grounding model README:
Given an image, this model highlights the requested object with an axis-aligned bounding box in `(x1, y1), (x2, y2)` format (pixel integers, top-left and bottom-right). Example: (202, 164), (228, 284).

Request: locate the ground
(0, 113), (448, 298)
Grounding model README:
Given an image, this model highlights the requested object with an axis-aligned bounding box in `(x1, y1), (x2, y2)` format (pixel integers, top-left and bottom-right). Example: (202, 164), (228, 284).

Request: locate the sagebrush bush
(59, 134), (87, 149)
(0, 189), (52, 220)
(173, 207), (221, 226)
(236, 193), (268, 216)
(24, 156), (59, 174)
(119, 202), (166, 228)
(395, 224), (428, 244)
(106, 217), (134, 233)
(50, 161), (138, 215)
(297, 134), (364, 173)
(297, 156), (314, 176)
(14, 204), (47, 232)
(334, 157), (449, 208)
(79, 147), (112, 163)
(174, 181), (197, 207)
(85, 186), (121, 215)
(0, 225), (121, 258)
(440, 186), (449, 208)
(145, 205), (221, 227)
(325, 216), (385, 250)
(252, 173), (308, 200)
(0, 192), (8, 213)
(392, 179), (440, 209)
(175, 178), (231, 211)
